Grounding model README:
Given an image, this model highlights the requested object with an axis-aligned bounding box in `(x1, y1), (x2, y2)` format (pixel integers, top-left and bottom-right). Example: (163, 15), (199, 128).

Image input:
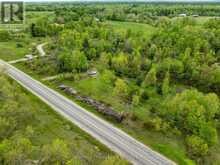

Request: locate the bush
(165, 89), (219, 146)
(101, 156), (128, 165)
(131, 95), (140, 106)
(113, 78), (129, 101)
(186, 135), (209, 158)
(0, 30), (10, 41)
(143, 117), (162, 131)
(16, 43), (23, 48)
(129, 112), (138, 121)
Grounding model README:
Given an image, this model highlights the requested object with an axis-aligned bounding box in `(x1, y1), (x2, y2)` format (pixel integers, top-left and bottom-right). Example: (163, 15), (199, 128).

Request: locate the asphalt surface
(0, 60), (176, 165)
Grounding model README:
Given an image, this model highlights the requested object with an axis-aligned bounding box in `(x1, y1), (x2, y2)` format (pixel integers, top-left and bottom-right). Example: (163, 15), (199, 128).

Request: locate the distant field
(106, 21), (156, 39)
(194, 16), (215, 24)
(171, 16), (214, 25)
(25, 11), (55, 25)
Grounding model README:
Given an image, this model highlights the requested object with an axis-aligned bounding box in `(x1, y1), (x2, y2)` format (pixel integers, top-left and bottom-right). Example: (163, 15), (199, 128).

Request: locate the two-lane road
(0, 60), (176, 165)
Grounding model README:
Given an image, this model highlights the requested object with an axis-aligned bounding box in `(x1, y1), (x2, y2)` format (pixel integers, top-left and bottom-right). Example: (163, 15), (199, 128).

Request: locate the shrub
(186, 135), (209, 158)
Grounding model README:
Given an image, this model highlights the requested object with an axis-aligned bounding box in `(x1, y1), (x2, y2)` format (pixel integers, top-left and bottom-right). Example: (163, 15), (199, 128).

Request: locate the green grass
(171, 16), (213, 25)
(14, 61), (195, 165)
(106, 21), (156, 39)
(25, 11), (55, 25)
(58, 76), (195, 165)
(4, 14), (207, 164)
(50, 81), (195, 165)
(0, 37), (47, 61)
(0, 10), (195, 165)
(0, 11), (52, 62)
(193, 16), (214, 25)
(0, 41), (30, 61)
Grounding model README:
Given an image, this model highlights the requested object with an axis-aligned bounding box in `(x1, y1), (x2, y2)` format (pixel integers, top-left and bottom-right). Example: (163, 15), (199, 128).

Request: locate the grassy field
(56, 75), (197, 165)
(25, 11), (55, 25)
(171, 16), (214, 25)
(0, 38), (47, 61)
(106, 21), (156, 39)
(0, 41), (31, 61)
(193, 16), (214, 25)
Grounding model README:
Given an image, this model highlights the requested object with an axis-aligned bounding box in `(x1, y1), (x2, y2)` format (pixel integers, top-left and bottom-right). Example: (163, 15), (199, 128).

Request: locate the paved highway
(0, 60), (176, 165)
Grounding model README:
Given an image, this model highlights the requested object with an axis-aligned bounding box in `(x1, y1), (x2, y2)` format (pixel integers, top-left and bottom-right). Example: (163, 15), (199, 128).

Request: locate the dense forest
(1, 2), (220, 165)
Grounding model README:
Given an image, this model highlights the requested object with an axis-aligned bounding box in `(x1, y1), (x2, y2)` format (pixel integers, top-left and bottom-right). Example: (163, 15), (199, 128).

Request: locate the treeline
(55, 4), (220, 25)
(26, 3), (220, 24)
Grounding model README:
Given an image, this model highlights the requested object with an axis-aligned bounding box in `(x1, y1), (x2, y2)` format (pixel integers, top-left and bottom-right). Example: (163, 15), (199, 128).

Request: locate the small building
(87, 69), (98, 77)
(179, 13), (187, 17)
(25, 54), (33, 60)
(192, 15), (199, 17)
(58, 84), (67, 90)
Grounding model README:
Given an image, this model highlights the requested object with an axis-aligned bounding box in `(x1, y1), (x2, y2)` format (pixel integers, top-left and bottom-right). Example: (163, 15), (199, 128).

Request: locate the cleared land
(107, 21), (156, 38)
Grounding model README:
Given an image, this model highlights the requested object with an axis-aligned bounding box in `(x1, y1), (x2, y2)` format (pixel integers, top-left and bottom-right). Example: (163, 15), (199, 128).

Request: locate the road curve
(0, 60), (176, 165)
